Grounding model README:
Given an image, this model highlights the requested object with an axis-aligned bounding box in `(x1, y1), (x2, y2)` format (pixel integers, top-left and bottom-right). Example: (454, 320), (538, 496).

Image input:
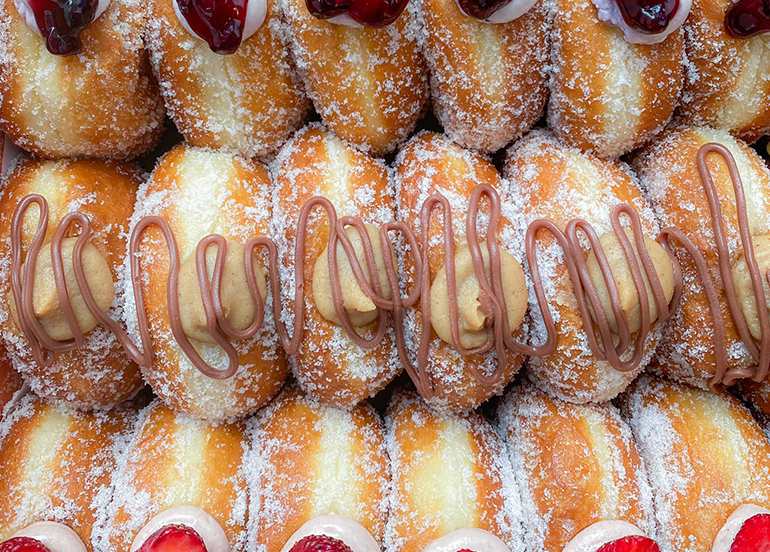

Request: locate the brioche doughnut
(0, 394), (137, 550)
(498, 384), (656, 551)
(739, 381), (770, 423)
(548, 0), (684, 158)
(0, 345), (22, 414)
(126, 144), (287, 422)
(146, 0), (309, 160)
(384, 390), (524, 552)
(251, 387), (389, 552)
(503, 130), (666, 403)
(0, 158), (143, 410)
(622, 375), (770, 551)
(0, 0), (164, 160)
(280, 0), (428, 155)
(419, 0), (549, 153)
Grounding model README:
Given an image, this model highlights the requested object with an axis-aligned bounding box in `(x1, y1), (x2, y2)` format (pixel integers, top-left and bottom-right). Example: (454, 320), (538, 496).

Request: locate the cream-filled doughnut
(250, 387), (389, 552)
(621, 375), (770, 551)
(497, 384), (656, 551)
(0, 159), (143, 410)
(0, 0), (164, 159)
(126, 144), (288, 422)
(146, 0), (309, 160)
(384, 390), (524, 552)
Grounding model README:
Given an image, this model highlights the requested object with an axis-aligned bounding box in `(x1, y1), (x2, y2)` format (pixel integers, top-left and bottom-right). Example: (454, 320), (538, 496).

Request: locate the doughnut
(0, 0), (164, 159)
(548, 0), (686, 158)
(739, 381), (770, 423)
(271, 124), (402, 408)
(503, 130), (672, 404)
(677, 0), (770, 142)
(280, 0), (428, 156)
(0, 345), (22, 415)
(633, 126), (770, 390)
(0, 393), (137, 551)
(384, 390), (524, 552)
(98, 400), (249, 552)
(126, 143), (288, 422)
(146, 0), (310, 160)
(418, 0), (549, 153)
(621, 375), (770, 551)
(0, 158), (144, 410)
(251, 387), (389, 552)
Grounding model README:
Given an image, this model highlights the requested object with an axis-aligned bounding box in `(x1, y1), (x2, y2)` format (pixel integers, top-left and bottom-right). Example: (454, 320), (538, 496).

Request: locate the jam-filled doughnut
(251, 387), (389, 552)
(634, 126), (770, 390)
(0, 158), (143, 410)
(678, 0), (770, 142)
(146, 0), (309, 160)
(385, 390), (524, 552)
(0, 0), (164, 159)
(503, 131), (675, 403)
(100, 400), (248, 551)
(622, 375), (770, 551)
(419, 0), (549, 153)
(548, 0), (688, 158)
(498, 384), (658, 551)
(394, 131), (528, 412)
(280, 0), (428, 155)
(127, 144), (288, 422)
(0, 394), (137, 551)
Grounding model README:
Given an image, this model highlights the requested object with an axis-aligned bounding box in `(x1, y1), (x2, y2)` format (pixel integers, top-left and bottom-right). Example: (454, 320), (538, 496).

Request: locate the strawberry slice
(731, 513), (770, 552)
(597, 535), (661, 552)
(289, 535), (354, 552)
(137, 524), (208, 552)
(0, 537), (51, 552)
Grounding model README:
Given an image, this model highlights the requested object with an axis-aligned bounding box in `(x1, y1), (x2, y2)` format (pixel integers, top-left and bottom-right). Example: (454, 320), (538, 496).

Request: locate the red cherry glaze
(306, 0), (352, 19)
(304, 0), (409, 26)
(730, 513), (770, 552)
(289, 535), (354, 552)
(456, 549), (477, 552)
(26, 0), (99, 56)
(725, 0), (770, 38)
(596, 535), (661, 552)
(0, 537), (51, 552)
(456, 0), (510, 20)
(614, 0), (680, 34)
(176, 0), (248, 54)
(137, 524), (208, 552)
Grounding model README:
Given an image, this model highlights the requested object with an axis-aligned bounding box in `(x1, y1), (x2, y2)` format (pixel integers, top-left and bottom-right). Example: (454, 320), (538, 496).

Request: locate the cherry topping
(304, 0), (410, 27)
(456, 549), (477, 552)
(455, 0), (510, 20)
(27, 0), (99, 56)
(725, 0), (770, 38)
(0, 537), (51, 552)
(306, 0), (352, 19)
(289, 535), (354, 552)
(596, 535), (661, 552)
(137, 524), (208, 552)
(614, 0), (680, 34)
(730, 513), (770, 551)
(176, 0), (249, 54)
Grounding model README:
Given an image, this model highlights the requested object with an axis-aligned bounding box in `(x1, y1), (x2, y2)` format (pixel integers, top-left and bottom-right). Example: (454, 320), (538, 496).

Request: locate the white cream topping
(562, 520), (645, 552)
(712, 504), (770, 552)
(13, 0), (111, 36)
(423, 528), (510, 552)
(172, 0), (266, 51)
(326, 13), (364, 27)
(454, 0), (537, 23)
(11, 522), (86, 552)
(280, 515), (380, 552)
(129, 506), (229, 552)
(592, 0), (692, 44)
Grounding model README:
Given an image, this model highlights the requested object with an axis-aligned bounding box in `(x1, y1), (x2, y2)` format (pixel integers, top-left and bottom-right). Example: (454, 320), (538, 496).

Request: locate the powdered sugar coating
(592, 0), (692, 45)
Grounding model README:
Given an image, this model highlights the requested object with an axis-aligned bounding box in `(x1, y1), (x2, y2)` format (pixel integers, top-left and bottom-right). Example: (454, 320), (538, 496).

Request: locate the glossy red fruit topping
(27, 0), (99, 56)
(456, 549), (477, 552)
(730, 513), (770, 551)
(289, 535), (354, 552)
(137, 524), (208, 552)
(306, 0), (352, 19)
(596, 535), (661, 552)
(0, 537), (51, 552)
(176, 0), (248, 54)
(725, 0), (770, 38)
(305, 0), (410, 27)
(456, 0), (510, 20)
(615, 0), (679, 34)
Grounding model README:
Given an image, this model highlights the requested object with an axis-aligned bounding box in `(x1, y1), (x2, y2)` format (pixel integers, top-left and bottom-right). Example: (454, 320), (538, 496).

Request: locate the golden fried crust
(281, 0), (428, 155)
(0, 0), (164, 159)
(678, 0), (770, 142)
(0, 159), (143, 409)
(394, 131), (524, 412)
(739, 380), (770, 418)
(0, 395), (136, 550)
(499, 385), (654, 551)
(549, 0), (683, 158)
(0, 346), (21, 412)
(633, 127), (770, 388)
(503, 131), (661, 403)
(147, 0), (309, 160)
(254, 387), (389, 552)
(622, 376), (770, 551)
(130, 144), (287, 422)
(385, 391), (522, 552)
(420, 0), (549, 153)
(272, 125), (400, 408)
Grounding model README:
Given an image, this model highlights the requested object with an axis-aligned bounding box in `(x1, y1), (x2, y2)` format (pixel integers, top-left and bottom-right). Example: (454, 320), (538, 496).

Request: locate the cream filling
(712, 504), (770, 552)
(11, 522), (86, 552)
(591, 0), (691, 44)
(173, 0), (266, 51)
(129, 506), (229, 552)
(280, 515), (380, 552)
(455, 0), (537, 23)
(562, 520), (646, 552)
(13, 0), (111, 37)
(423, 528), (510, 552)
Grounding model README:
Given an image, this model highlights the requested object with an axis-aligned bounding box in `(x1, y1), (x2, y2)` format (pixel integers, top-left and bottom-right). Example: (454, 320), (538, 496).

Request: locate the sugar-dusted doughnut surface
(0, 345), (21, 414)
